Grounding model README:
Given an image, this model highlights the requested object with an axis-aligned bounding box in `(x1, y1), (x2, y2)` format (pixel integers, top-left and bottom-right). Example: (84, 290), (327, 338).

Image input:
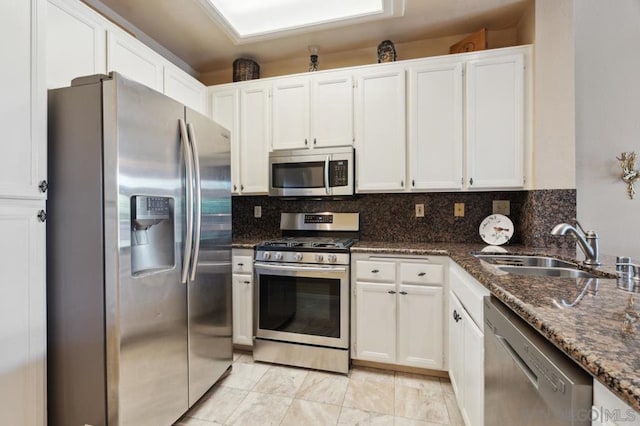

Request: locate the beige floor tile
(444, 393), (464, 426)
(219, 361), (270, 390)
(395, 372), (443, 393)
(349, 366), (396, 384)
(280, 399), (341, 425)
(394, 417), (444, 426)
(253, 365), (309, 397)
(225, 391), (292, 426)
(338, 407), (395, 425)
(186, 386), (248, 423)
(395, 385), (448, 424)
(173, 416), (223, 425)
(343, 377), (395, 415)
(234, 353), (255, 364)
(296, 370), (350, 405)
(439, 377), (454, 395)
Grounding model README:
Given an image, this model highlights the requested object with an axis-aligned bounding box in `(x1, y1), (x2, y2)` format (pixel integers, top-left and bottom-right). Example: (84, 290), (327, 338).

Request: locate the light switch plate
(493, 200), (510, 215)
(254, 206), (262, 218)
(454, 203), (465, 217)
(415, 204), (425, 218)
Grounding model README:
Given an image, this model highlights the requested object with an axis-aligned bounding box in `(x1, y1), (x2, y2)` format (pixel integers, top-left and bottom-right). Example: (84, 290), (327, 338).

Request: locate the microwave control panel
(329, 160), (349, 187)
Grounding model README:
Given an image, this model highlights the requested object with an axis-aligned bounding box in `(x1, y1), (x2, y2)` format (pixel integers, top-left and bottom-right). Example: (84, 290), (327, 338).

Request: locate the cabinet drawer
(400, 262), (444, 285)
(356, 260), (396, 282)
(233, 255), (253, 273)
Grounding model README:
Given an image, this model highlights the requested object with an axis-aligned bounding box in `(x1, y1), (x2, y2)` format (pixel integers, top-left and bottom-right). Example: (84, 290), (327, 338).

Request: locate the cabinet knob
(453, 309), (461, 322)
(388, 290), (397, 294)
(313, 138), (317, 145)
(401, 180), (404, 188)
(241, 184), (244, 191)
(411, 179), (415, 187)
(371, 269), (379, 273)
(469, 177), (474, 186)
(399, 291), (408, 295)
(304, 139), (308, 145)
(418, 272), (426, 277)
(233, 185), (237, 191)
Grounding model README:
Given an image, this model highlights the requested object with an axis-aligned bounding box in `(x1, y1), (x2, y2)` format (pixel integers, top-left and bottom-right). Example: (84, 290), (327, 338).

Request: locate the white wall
(533, 0), (575, 189)
(575, 0), (640, 255)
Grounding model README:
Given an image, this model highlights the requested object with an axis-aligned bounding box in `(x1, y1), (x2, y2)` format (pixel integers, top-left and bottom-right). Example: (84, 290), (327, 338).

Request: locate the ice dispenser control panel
(132, 196), (170, 227)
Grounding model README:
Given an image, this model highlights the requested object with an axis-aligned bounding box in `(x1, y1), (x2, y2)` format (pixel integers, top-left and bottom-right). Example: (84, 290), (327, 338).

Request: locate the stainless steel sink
(473, 254), (602, 279)
(474, 254), (578, 268)
(496, 265), (600, 279)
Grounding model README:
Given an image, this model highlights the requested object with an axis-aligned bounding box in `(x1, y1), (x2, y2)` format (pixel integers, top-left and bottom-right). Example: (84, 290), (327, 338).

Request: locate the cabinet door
(47, 0), (107, 89)
(397, 284), (444, 369)
(0, 200), (46, 426)
(272, 77), (309, 150)
(463, 307), (484, 426)
(408, 62), (463, 190)
(239, 83), (270, 194)
(107, 30), (163, 91)
(448, 291), (465, 409)
(232, 274), (254, 346)
(163, 65), (207, 114)
(355, 67), (406, 192)
(0, 0), (46, 200)
(311, 73), (353, 148)
(354, 281), (396, 362)
(210, 87), (240, 194)
(466, 54), (524, 189)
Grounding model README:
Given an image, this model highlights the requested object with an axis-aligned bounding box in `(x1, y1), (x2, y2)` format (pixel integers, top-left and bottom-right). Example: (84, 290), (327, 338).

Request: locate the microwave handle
(324, 156), (330, 194)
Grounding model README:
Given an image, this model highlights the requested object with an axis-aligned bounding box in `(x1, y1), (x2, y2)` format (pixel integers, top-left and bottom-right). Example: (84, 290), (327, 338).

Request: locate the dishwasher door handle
(495, 333), (539, 390)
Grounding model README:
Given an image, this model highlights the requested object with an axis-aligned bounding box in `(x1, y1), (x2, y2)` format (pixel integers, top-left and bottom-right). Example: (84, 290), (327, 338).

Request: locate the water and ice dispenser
(130, 195), (174, 275)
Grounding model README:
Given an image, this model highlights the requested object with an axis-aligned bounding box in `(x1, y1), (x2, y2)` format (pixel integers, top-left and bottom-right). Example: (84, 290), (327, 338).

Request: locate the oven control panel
(304, 214), (333, 224)
(256, 250), (349, 265)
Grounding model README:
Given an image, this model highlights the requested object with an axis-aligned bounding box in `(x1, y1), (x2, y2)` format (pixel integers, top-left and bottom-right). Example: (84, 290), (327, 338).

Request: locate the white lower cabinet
(232, 249), (254, 346)
(0, 200), (46, 426)
(592, 380), (640, 426)
(352, 255), (447, 370)
(448, 261), (490, 426)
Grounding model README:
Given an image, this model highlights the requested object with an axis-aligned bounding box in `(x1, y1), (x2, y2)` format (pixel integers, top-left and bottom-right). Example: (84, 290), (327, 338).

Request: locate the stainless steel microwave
(269, 146), (354, 197)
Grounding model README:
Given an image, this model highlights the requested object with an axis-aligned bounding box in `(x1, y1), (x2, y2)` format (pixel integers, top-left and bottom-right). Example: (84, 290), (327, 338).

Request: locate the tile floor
(174, 353), (464, 426)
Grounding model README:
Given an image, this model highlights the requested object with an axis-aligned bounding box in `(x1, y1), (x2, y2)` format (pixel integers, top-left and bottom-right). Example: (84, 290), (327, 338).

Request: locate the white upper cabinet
(47, 0), (107, 89)
(271, 71), (354, 151)
(164, 64), (207, 115)
(272, 77), (310, 150)
(311, 72), (353, 148)
(107, 29), (164, 92)
(210, 87), (240, 193)
(0, 0), (46, 200)
(466, 53), (524, 189)
(408, 60), (463, 190)
(238, 82), (271, 194)
(354, 66), (406, 192)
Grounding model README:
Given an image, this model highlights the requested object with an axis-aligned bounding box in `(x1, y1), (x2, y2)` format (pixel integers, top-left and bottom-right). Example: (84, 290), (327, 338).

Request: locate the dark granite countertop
(232, 239), (262, 249)
(353, 241), (640, 412)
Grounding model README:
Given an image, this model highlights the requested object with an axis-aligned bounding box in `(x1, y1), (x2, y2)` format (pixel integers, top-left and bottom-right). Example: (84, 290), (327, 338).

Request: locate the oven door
(254, 262), (349, 349)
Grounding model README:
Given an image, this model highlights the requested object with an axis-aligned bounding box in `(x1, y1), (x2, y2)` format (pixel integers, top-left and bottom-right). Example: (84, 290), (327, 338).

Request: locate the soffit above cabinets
(82, 0), (531, 73)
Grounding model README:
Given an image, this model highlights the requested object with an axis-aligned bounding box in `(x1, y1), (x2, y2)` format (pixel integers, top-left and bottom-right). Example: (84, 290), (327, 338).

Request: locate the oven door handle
(324, 155), (330, 195)
(255, 262), (347, 274)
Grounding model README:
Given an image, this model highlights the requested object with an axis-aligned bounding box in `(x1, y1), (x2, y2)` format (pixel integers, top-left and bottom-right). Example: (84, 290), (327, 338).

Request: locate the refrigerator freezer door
(185, 108), (233, 406)
(104, 75), (189, 425)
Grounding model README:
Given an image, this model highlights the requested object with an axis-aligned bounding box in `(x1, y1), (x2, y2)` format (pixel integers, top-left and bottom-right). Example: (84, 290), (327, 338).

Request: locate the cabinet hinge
(461, 177), (464, 185)
(39, 180), (48, 193)
(37, 210), (47, 222)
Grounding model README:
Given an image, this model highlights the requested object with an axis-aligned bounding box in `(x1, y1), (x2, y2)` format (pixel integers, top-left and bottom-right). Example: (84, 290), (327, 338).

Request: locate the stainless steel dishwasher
(484, 297), (593, 425)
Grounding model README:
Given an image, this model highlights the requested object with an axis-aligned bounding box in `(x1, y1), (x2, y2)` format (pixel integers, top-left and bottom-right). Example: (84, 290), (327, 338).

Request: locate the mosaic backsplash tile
(232, 189), (576, 248)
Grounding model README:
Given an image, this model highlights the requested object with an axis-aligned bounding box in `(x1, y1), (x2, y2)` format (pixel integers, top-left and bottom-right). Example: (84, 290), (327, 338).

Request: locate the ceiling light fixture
(200, 0), (405, 44)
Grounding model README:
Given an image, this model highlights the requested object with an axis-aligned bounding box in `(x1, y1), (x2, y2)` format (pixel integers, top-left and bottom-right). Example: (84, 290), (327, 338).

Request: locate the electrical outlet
(454, 203), (465, 217)
(493, 200), (510, 215)
(415, 204), (425, 218)
(254, 206), (262, 218)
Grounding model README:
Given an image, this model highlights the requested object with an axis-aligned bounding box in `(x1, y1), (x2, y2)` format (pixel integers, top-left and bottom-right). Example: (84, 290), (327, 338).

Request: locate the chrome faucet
(551, 220), (601, 266)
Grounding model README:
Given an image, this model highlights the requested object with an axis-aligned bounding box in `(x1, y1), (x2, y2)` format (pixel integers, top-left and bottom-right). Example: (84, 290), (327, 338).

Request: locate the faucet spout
(551, 222), (601, 266)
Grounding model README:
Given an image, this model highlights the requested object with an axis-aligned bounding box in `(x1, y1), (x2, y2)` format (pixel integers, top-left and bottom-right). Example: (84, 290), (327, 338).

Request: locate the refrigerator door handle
(187, 122), (202, 282)
(179, 118), (194, 284)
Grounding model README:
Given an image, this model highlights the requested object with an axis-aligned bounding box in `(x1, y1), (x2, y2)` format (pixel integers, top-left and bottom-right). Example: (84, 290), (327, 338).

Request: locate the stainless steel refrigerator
(47, 72), (232, 426)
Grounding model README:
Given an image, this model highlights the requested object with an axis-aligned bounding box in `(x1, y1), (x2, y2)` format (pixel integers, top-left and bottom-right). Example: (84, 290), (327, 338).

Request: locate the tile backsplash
(233, 189), (576, 248)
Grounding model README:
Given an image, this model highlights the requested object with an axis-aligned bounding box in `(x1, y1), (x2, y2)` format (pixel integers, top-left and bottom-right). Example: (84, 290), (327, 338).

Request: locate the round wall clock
(479, 214), (514, 245)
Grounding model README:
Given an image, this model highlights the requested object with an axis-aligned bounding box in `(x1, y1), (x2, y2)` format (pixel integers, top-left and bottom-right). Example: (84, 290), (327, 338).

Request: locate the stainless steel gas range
(253, 212), (359, 374)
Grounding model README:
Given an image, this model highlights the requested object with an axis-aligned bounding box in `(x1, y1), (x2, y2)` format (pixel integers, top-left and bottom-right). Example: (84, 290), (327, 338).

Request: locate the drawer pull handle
(399, 291), (408, 295)
(418, 272), (426, 277)
(388, 290), (396, 294)
(244, 281), (250, 285)
(237, 263), (244, 267)
(453, 310), (461, 322)
(371, 269), (379, 273)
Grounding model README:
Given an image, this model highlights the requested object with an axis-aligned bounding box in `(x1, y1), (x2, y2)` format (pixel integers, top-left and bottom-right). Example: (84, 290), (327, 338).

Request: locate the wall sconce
(616, 152), (640, 199)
